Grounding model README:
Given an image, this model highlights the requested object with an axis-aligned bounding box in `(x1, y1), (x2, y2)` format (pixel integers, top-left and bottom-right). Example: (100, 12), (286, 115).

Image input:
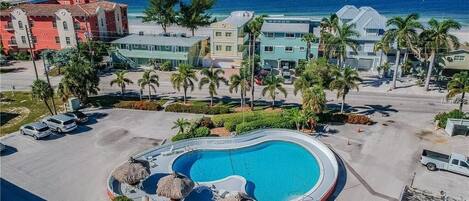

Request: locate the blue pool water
(172, 141), (321, 201)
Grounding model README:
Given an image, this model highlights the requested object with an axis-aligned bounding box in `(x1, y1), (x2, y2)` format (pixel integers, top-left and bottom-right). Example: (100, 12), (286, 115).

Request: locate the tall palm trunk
(250, 35), (256, 110)
(148, 86), (151, 101)
(210, 93), (213, 107)
(121, 85), (125, 95)
(340, 93), (346, 113)
(306, 42), (311, 60)
(392, 49), (401, 89)
(240, 90), (244, 108)
(191, 29), (195, 37)
(424, 49), (436, 91)
(459, 92), (465, 112)
(183, 87), (187, 104)
(43, 99), (54, 115)
(271, 94), (276, 108)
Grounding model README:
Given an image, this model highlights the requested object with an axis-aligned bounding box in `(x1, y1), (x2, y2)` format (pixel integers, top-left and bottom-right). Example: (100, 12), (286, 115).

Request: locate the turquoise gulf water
(172, 141), (321, 201)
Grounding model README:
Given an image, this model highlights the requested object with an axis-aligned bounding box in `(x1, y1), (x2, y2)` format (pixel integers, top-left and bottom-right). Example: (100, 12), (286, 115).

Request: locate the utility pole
(25, 25), (39, 80)
(42, 54), (57, 114)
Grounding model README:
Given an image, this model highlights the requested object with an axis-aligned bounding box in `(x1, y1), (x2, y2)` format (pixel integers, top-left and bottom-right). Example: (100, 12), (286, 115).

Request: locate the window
(215, 45), (222, 51)
(264, 46), (273, 52)
(460, 161), (469, 168)
(32, 36), (37, 43)
(274, 32), (285, 38)
(101, 19), (104, 27)
(454, 55), (465, 61)
(177, 46), (189, 52)
(18, 21), (24, 29)
(225, 32), (232, 37)
(29, 21), (34, 27)
(21, 36), (26, 44)
(65, 37), (71, 45)
(285, 33), (295, 38)
(55, 37), (60, 43)
(215, 32), (222, 37)
(225, 46), (232, 52)
(63, 21), (68, 30)
(74, 23), (80, 30)
(285, 46), (293, 52)
(52, 21), (57, 28)
(299, 47), (305, 51)
(265, 32), (274, 37)
(451, 159), (459, 165)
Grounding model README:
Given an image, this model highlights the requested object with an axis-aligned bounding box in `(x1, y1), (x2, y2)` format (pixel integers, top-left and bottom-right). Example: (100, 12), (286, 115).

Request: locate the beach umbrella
(112, 157), (151, 186)
(156, 173), (195, 201)
(218, 192), (254, 201)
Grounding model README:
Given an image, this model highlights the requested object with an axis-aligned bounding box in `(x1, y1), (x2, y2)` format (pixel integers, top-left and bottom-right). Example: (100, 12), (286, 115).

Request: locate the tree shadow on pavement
(0, 145), (18, 156)
(350, 104), (398, 116)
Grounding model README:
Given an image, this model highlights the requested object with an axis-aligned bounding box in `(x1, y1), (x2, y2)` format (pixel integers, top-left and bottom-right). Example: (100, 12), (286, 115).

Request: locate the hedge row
(165, 103), (230, 114)
(434, 109), (468, 128)
(114, 101), (163, 111)
(172, 127), (211, 141)
(212, 111), (281, 131)
(235, 116), (295, 134)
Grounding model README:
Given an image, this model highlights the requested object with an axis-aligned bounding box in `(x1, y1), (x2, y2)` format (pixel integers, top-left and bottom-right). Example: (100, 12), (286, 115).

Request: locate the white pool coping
(108, 129), (339, 201)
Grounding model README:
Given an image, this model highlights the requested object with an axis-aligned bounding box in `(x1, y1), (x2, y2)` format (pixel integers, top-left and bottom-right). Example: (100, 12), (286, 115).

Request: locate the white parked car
(42, 114), (77, 133)
(20, 122), (52, 139)
(420, 149), (469, 176)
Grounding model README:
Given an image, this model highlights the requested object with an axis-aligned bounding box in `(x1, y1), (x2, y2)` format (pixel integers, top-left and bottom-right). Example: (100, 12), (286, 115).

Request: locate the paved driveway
(0, 109), (201, 201)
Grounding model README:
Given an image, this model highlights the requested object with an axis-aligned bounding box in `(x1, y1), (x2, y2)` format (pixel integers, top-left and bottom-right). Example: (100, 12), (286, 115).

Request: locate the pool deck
(108, 129), (339, 201)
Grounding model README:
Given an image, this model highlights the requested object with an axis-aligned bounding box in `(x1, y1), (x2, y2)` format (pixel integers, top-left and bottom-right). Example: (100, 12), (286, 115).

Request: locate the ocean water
(117, 0), (469, 25)
(172, 140), (321, 201)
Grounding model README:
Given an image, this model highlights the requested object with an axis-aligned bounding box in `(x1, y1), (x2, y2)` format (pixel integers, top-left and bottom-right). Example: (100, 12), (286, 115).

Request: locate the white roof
(221, 11), (254, 28)
(261, 22), (310, 33)
(349, 7), (387, 29)
(336, 5), (359, 20)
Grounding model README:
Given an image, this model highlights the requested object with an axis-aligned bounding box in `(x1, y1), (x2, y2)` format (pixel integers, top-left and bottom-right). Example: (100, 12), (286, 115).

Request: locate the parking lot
(0, 109), (200, 201)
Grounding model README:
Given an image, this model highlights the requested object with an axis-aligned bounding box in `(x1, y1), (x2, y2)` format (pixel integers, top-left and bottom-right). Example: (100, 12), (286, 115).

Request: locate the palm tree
(170, 64), (198, 104)
(422, 18), (461, 91)
(199, 67), (228, 106)
(32, 79), (54, 115)
(143, 0), (179, 34)
(172, 118), (190, 134)
(138, 70), (159, 101)
(246, 15), (265, 110)
(293, 70), (322, 96)
(373, 38), (391, 70)
(262, 74), (287, 108)
(325, 23), (360, 68)
(320, 14), (339, 35)
(447, 71), (469, 111)
(285, 108), (307, 131)
(383, 13), (423, 89)
(178, 0), (215, 36)
(229, 68), (251, 108)
(329, 67), (362, 113)
(110, 70), (133, 95)
(302, 85), (327, 114)
(302, 33), (318, 60)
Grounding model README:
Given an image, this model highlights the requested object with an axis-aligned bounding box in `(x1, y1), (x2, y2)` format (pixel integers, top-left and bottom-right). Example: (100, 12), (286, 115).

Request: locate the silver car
(42, 114), (77, 133)
(20, 122), (52, 139)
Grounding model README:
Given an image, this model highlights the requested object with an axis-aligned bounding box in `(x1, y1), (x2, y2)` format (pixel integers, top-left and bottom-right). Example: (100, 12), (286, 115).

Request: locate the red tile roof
(0, 1), (126, 17)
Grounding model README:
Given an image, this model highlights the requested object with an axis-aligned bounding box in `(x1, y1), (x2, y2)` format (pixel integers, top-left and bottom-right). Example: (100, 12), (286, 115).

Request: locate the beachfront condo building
(336, 5), (387, 71)
(110, 33), (208, 68)
(259, 17), (319, 71)
(441, 45), (469, 75)
(0, 0), (128, 57)
(210, 11), (254, 68)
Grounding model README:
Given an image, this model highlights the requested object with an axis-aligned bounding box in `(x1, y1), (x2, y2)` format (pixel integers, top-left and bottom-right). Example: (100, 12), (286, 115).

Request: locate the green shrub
(171, 126), (211, 141)
(193, 126), (211, 137)
(235, 116), (295, 134)
(160, 61), (172, 71)
(48, 67), (63, 76)
(114, 101), (162, 111)
(113, 195), (132, 201)
(212, 111), (281, 131)
(165, 103), (230, 114)
(434, 109), (468, 128)
(12, 51), (30, 60)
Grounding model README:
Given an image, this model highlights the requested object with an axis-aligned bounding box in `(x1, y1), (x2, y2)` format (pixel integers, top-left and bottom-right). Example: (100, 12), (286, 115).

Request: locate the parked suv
(20, 122), (52, 139)
(42, 114), (77, 133)
(63, 111), (88, 124)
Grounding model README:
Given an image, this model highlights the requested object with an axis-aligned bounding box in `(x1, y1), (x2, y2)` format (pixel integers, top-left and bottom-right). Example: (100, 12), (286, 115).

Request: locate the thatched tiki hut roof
(112, 157), (151, 186)
(156, 173), (195, 201)
(218, 192), (254, 201)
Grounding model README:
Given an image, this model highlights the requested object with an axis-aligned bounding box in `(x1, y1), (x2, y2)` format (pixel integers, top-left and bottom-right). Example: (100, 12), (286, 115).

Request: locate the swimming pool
(172, 141), (321, 201)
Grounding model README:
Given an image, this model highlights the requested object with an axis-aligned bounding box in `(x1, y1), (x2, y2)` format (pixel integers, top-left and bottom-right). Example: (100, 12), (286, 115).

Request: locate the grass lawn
(0, 91), (64, 136)
(88, 95), (167, 108)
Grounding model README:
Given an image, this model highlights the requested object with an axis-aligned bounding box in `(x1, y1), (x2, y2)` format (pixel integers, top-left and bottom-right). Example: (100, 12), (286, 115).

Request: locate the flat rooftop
(221, 11), (254, 27)
(111, 34), (208, 47)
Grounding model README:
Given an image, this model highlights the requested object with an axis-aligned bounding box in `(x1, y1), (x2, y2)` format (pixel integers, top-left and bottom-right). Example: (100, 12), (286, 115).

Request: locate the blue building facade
(259, 17), (319, 70)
